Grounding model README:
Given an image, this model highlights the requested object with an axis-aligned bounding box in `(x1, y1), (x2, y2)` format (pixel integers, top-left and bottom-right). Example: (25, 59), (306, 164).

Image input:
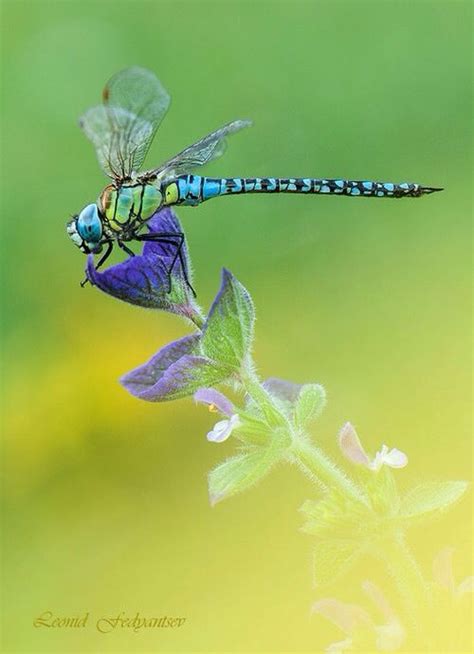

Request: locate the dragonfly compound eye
(76, 203), (103, 244)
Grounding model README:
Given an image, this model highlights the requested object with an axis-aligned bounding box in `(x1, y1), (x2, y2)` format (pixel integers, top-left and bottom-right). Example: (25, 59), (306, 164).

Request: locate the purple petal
(194, 388), (234, 417)
(263, 377), (303, 404)
(132, 355), (230, 402)
(143, 208), (190, 263)
(121, 342), (231, 402)
(338, 422), (371, 467)
(120, 333), (200, 395)
(86, 207), (196, 318)
(87, 252), (170, 307)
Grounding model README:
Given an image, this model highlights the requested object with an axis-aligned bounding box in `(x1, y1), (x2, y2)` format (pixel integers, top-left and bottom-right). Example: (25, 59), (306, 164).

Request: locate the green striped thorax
(99, 183), (162, 230)
(67, 183), (163, 254)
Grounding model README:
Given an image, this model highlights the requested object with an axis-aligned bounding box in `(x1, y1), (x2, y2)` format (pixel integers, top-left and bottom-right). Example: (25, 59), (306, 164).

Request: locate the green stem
(240, 364), (367, 504)
(183, 302), (206, 330)
(239, 366), (289, 428)
(291, 436), (368, 505)
(238, 354), (432, 648)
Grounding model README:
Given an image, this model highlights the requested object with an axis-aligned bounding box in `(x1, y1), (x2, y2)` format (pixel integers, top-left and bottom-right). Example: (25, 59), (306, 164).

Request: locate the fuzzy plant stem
(290, 435), (368, 505)
(240, 366), (367, 505)
(184, 303), (206, 330)
(239, 366), (290, 428)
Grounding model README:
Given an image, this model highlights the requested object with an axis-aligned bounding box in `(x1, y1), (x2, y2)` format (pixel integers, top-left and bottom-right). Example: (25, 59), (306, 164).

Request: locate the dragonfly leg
(136, 232), (196, 297)
(80, 240), (114, 287)
(95, 240), (114, 270)
(118, 241), (135, 257)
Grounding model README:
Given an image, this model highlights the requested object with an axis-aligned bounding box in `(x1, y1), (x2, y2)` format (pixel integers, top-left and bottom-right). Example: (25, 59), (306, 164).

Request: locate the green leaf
(295, 384), (326, 426)
(400, 481), (469, 518)
(201, 268), (255, 370)
(300, 490), (372, 540)
(313, 539), (364, 586)
(366, 466), (401, 516)
(208, 443), (280, 506)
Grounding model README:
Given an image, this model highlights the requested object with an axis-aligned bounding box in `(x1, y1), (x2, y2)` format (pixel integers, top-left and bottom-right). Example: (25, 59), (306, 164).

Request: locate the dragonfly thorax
(99, 182), (162, 232)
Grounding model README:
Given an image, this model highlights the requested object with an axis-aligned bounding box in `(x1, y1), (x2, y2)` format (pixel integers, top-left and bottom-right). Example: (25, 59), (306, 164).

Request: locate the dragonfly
(67, 66), (443, 289)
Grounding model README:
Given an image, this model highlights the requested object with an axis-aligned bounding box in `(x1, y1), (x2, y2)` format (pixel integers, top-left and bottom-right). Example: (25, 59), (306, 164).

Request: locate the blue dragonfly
(67, 67), (442, 288)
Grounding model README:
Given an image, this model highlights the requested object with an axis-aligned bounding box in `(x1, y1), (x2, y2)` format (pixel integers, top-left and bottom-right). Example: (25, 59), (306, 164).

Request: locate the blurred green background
(1, 0), (471, 651)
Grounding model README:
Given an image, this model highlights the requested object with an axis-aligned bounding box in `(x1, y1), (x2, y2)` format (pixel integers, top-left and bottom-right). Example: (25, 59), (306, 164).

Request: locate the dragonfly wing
(79, 67), (170, 179)
(152, 119), (252, 181)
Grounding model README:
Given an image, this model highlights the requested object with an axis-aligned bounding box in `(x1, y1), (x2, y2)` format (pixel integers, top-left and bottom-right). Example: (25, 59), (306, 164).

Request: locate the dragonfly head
(67, 203), (104, 254)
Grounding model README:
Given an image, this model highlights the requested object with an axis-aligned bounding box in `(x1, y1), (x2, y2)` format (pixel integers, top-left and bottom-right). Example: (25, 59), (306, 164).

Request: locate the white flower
(207, 414), (241, 443)
(369, 444), (407, 471)
(338, 423), (408, 471)
(313, 581), (405, 653)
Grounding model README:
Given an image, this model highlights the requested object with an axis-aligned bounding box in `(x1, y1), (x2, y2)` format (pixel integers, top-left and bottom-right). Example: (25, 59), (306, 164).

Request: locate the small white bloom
(314, 582), (406, 654)
(206, 414), (241, 443)
(369, 444), (408, 471)
(339, 423), (408, 471)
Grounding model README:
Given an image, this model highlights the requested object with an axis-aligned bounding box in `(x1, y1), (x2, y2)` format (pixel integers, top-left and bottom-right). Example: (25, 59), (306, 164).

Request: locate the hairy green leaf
(201, 268), (255, 370)
(400, 481), (469, 518)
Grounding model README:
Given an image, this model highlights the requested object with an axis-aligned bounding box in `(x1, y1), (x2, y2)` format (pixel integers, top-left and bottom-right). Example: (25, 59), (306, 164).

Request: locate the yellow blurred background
(1, 0), (471, 651)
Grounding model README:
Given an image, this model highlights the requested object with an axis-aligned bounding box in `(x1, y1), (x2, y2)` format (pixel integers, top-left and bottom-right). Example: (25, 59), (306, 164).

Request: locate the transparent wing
(79, 67), (170, 179)
(151, 119), (252, 181)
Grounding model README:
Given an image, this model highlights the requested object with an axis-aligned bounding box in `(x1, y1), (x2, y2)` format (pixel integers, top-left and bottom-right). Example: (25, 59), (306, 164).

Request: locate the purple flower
(262, 377), (304, 403)
(194, 388), (240, 442)
(86, 208), (202, 325)
(117, 268), (253, 403)
(194, 388), (235, 417)
(120, 334), (231, 402)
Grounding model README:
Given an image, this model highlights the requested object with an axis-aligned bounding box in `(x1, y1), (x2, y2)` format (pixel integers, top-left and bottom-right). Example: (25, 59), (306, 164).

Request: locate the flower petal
(207, 414), (241, 443)
(120, 333), (200, 395)
(263, 377), (303, 404)
(86, 207), (198, 319)
(141, 208), (190, 261)
(123, 354), (230, 402)
(382, 447), (408, 469)
(120, 333), (231, 402)
(207, 419), (233, 443)
(86, 251), (170, 308)
(338, 422), (371, 467)
(194, 388), (234, 417)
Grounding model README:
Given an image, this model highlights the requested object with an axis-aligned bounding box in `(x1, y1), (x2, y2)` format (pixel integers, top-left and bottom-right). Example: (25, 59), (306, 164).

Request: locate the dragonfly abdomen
(163, 175), (442, 206)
